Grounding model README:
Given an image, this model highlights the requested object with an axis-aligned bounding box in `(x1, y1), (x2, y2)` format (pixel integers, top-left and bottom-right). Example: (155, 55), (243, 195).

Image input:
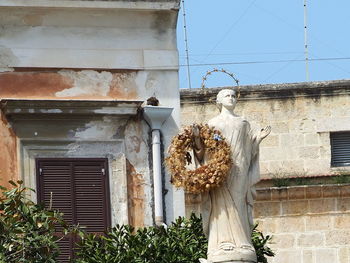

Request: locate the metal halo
(201, 68), (240, 99)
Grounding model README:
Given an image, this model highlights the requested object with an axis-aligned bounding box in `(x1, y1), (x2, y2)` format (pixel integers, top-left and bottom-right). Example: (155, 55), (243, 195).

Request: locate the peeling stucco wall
(0, 70), (139, 100)
(0, 68), (183, 226)
(124, 119), (154, 227)
(0, 0), (184, 227)
(0, 111), (18, 188)
(0, 6), (179, 69)
(126, 159), (146, 228)
(9, 113), (147, 226)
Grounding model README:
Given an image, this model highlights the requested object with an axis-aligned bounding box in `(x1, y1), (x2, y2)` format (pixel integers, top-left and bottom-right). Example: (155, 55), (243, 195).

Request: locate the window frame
(330, 132), (350, 167)
(36, 158), (111, 261)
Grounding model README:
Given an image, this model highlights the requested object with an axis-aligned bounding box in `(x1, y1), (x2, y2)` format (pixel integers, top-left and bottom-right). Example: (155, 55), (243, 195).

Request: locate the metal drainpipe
(143, 105), (173, 225)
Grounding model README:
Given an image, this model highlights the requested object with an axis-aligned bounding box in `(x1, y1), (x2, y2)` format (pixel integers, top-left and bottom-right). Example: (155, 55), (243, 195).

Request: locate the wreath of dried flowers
(165, 124), (232, 194)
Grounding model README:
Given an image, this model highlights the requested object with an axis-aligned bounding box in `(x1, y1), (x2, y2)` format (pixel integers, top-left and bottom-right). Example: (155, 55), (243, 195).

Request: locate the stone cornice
(0, 99), (143, 119)
(0, 0), (180, 11)
(180, 79), (350, 104)
(256, 184), (350, 202)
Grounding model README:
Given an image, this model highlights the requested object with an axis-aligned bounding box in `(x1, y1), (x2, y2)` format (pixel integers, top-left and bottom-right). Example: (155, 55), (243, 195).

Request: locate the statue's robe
(200, 114), (260, 262)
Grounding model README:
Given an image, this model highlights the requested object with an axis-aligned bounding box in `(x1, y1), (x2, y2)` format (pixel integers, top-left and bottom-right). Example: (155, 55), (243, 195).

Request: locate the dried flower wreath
(165, 124), (232, 194)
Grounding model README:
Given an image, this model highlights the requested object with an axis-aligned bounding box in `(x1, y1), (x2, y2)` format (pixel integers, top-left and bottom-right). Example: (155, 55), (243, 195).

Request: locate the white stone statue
(194, 89), (271, 263)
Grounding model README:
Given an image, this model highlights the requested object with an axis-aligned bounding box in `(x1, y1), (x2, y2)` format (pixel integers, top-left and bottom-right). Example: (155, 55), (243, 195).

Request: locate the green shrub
(0, 181), (70, 263)
(252, 224), (275, 263)
(75, 214), (274, 263)
(0, 181), (274, 263)
(75, 214), (207, 263)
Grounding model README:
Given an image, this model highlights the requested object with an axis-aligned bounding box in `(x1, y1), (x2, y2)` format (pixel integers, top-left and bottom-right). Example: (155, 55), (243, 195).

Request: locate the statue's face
(218, 89), (237, 110)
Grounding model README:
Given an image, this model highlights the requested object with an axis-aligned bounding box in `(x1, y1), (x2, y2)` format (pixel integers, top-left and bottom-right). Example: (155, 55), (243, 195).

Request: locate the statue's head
(216, 88), (238, 112)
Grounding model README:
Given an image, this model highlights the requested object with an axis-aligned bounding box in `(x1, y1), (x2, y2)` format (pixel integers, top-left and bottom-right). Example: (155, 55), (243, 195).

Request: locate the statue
(194, 89), (271, 263)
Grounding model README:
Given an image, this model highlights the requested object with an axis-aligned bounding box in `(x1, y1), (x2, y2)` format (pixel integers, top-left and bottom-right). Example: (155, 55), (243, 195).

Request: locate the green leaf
(8, 180), (17, 187)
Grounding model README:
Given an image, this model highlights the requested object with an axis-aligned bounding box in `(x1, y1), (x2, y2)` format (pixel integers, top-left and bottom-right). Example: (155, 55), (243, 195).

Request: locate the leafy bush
(75, 214), (274, 263)
(75, 214), (207, 263)
(0, 181), (69, 263)
(252, 224), (275, 263)
(0, 181), (274, 263)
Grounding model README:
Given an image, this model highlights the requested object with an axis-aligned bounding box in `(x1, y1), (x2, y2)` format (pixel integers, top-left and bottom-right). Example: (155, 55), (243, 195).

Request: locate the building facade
(0, 0), (184, 259)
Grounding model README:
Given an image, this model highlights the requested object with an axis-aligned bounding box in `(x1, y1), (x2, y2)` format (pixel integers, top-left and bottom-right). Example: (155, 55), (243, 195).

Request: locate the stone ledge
(256, 184), (350, 202)
(180, 80), (350, 103)
(0, 99), (143, 119)
(0, 0), (180, 10)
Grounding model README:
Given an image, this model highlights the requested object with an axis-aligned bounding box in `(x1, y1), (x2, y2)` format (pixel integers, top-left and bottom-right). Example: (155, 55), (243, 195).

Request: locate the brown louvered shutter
(37, 159), (110, 263)
(74, 162), (110, 234)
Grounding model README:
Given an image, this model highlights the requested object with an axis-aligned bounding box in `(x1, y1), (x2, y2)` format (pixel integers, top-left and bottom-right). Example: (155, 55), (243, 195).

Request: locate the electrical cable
(195, 0), (258, 65)
(254, 3), (348, 58)
(177, 57), (350, 68)
(179, 51), (304, 57)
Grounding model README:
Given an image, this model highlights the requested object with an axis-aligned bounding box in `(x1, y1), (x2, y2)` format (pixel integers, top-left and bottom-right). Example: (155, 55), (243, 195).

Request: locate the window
(36, 159), (111, 262)
(330, 132), (350, 167)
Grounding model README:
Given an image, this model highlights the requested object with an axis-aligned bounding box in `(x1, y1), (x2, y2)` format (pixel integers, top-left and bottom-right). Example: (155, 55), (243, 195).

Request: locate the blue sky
(177, 0), (350, 89)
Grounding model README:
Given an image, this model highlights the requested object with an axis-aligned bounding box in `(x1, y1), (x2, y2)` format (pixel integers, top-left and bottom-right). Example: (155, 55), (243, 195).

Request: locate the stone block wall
(181, 81), (350, 262)
(255, 184), (350, 263)
(180, 80), (350, 178)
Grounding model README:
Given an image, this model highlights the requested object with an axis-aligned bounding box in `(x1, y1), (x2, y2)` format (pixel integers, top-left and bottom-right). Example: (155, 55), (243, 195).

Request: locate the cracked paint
(0, 70), (140, 100)
(108, 72), (138, 99)
(56, 70), (113, 97)
(0, 72), (73, 99)
(72, 117), (127, 140)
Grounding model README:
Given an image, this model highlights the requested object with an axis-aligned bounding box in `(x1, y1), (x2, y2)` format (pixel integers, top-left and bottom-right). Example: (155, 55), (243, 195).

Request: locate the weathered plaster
(0, 0), (184, 226)
(1, 98), (149, 226)
(126, 159), (145, 228)
(0, 6), (179, 69)
(0, 71), (139, 100)
(124, 119), (154, 226)
(0, 72), (73, 99)
(0, 68), (14, 73)
(20, 139), (129, 226)
(56, 70), (113, 97)
(0, 46), (19, 67)
(14, 115), (131, 225)
(72, 117), (128, 140)
(0, 68), (184, 225)
(109, 72), (138, 99)
(0, 111), (18, 188)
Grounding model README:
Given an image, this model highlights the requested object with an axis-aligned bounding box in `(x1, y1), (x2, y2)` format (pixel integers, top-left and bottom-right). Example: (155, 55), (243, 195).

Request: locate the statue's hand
(192, 124), (205, 163)
(192, 124), (200, 138)
(259, 125), (271, 141)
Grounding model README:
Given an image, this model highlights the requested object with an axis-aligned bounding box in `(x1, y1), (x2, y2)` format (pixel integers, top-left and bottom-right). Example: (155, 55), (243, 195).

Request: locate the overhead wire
(309, 52), (350, 75)
(180, 51), (304, 57)
(197, 0), (258, 64)
(177, 57), (350, 68)
(179, 0), (258, 88)
(254, 3), (347, 58)
(263, 54), (304, 82)
(253, 2), (349, 81)
(178, 1), (349, 86)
